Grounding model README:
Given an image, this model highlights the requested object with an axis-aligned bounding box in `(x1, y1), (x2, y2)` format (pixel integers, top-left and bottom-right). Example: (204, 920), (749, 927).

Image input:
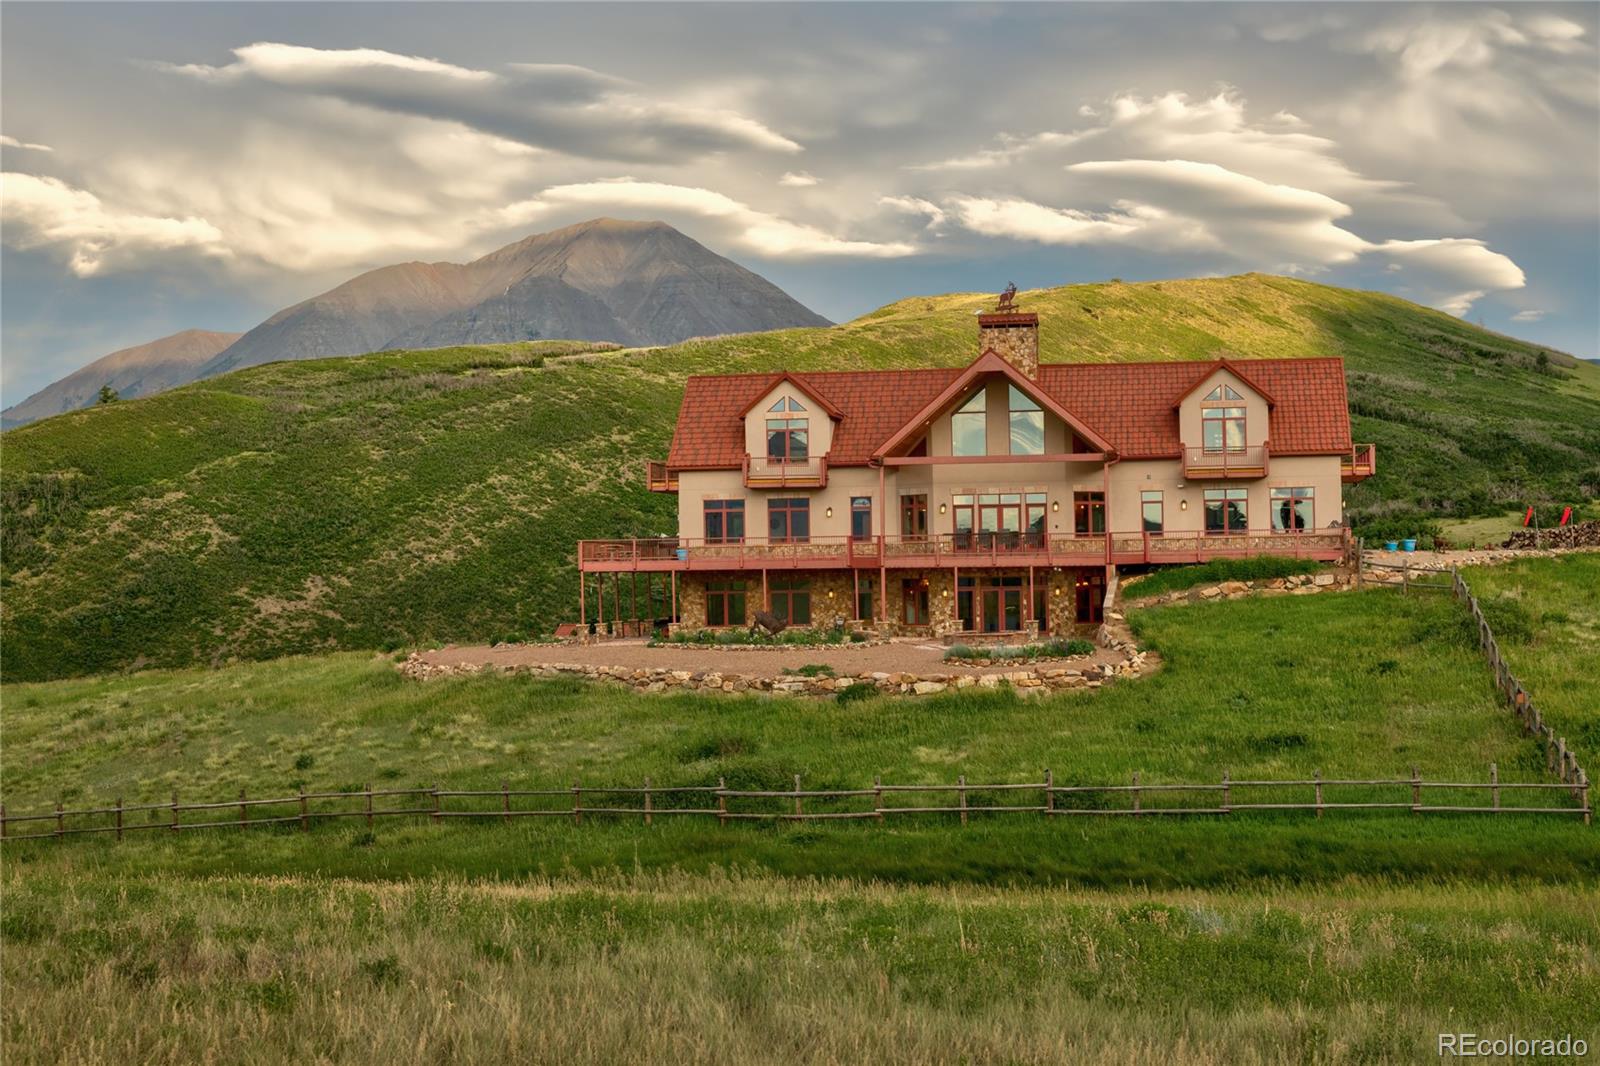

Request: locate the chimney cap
(977, 311), (1039, 327)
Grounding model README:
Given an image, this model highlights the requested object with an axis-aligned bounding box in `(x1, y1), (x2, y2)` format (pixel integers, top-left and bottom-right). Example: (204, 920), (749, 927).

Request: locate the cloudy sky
(3, 2), (1596, 402)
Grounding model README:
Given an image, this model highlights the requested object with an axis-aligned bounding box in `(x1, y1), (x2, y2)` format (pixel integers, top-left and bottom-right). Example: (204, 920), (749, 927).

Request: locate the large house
(578, 302), (1374, 637)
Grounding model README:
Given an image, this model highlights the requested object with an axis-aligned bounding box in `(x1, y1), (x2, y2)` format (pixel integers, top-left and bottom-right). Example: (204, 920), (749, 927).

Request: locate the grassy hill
(5, 275), (1599, 680)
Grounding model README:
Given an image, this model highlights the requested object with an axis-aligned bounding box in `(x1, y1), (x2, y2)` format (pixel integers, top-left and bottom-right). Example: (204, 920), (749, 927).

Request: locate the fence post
(1132, 771), (1141, 815)
(239, 788), (248, 830)
(171, 790), (180, 833)
(115, 797), (123, 842)
(644, 776), (653, 827)
(1044, 768), (1054, 816)
(572, 779), (582, 826)
(874, 774), (883, 823)
(1490, 762), (1500, 812)
(501, 780), (510, 823)
(1, 803), (6, 841)
(793, 774), (803, 819)
(1411, 766), (1421, 813)
(717, 777), (728, 827)
(958, 775), (968, 826)
(1221, 770), (1231, 814)
(298, 787), (308, 832)
(55, 800), (64, 840)
(1314, 770), (1323, 819)
(1356, 538), (1364, 588)
(1580, 770), (1591, 827)
(365, 784), (373, 829)
(432, 783), (442, 825)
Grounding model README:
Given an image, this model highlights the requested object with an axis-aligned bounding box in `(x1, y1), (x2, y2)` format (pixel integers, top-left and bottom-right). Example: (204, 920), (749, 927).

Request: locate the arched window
(1007, 385), (1044, 455)
(951, 390), (986, 456)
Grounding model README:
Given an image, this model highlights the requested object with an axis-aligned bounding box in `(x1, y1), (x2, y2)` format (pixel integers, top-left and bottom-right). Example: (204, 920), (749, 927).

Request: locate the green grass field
(3, 862), (1596, 1066)
(5, 275), (1599, 680)
(5, 565), (1598, 1063)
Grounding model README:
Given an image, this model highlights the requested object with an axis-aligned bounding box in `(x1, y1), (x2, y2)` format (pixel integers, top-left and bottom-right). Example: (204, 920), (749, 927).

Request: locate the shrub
(835, 682), (876, 704)
(944, 644), (978, 661)
(794, 663), (836, 677)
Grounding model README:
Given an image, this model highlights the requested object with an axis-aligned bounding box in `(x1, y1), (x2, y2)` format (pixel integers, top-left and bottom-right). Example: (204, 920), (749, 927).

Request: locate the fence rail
(1450, 568), (1592, 798)
(1, 766), (1587, 843)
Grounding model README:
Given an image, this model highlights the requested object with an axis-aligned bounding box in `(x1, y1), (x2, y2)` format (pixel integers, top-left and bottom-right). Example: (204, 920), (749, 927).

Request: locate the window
(1074, 491), (1105, 535)
(705, 580), (747, 627)
(1203, 384), (1244, 401)
(851, 496), (873, 540)
(855, 576), (874, 621)
(900, 494), (928, 538)
(703, 499), (745, 544)
(952, 494), (974, 540)
(768, 397), (806, 412)
(1204, 488), (1249, 533)
(765, 415), (808, 462)
(1202, 406), (1246, 453)
(1008, 385), (1044, 455)
(957, 575), (975, 631)
(1271, 487), (1315, 532)
(768, 497), (810, 543)
(1025, 492), (1047, 545)
(951, 390), (986, 456)
(901, 578), (930, 625)
(769, 577), (811, 626)
(1141, 490), (1163, 534)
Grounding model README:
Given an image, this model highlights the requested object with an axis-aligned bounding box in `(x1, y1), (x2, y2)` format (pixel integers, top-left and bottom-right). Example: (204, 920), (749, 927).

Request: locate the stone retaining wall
(400, 645), (1153, 698)
(1125, 569), (1352, 607)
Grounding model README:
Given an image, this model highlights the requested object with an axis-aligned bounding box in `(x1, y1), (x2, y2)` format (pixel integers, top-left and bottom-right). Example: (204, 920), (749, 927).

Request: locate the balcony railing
(579, 528), (1349, 570)
(743, 454), (829, 489)
(1340, 444), (1377, 483)
(644, 460), (678, 493)
(1183, 443), (1269, 480)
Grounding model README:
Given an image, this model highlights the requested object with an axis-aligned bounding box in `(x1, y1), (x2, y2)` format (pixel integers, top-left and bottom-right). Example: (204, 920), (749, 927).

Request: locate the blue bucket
(675, 549), (688, 561)
(1402, 539), (1417, 552)
(1384, 541), (1398, 551)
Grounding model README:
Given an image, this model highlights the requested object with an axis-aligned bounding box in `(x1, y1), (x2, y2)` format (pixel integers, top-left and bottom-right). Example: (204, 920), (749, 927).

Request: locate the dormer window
(1202, 403), (1246, 453)
(765, 397), (808, 463)
(951, 390), (986, 456)
(1007, 386), (1044, 455)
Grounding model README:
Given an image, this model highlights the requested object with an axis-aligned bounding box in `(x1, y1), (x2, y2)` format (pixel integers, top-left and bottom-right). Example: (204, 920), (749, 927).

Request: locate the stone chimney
(977, 311), (1039, 377)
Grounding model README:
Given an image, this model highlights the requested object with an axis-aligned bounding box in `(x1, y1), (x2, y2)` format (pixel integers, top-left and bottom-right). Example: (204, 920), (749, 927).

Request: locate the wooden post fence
(958, 775), (968, 826)
(644, 777), (653, 827)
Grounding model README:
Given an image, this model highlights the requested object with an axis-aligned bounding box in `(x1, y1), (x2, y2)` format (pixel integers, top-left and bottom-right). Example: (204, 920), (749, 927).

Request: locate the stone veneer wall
(977, 317), (1039, 377)
(676, 570), (863, 631)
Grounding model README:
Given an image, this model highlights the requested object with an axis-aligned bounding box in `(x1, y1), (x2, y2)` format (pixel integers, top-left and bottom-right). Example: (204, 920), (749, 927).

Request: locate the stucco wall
(1176, 367), (1271, 449)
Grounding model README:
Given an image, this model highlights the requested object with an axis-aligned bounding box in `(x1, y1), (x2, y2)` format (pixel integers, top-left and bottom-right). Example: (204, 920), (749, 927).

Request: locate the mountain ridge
(2, 329), (242, 428)
(197, 218), (830, 378)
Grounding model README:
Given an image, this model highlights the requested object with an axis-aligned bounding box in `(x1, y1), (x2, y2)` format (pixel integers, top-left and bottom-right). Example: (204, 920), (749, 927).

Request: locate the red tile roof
(665, 356), (1352, 468)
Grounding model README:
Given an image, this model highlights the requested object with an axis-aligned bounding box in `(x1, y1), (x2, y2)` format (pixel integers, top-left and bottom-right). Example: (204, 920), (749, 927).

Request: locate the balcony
(644, 460), (678, 493)
(578, 528), (1350, 571)
(1183, 444), (1269, 480)
(743, 454), (829, 490)
(1340, 444), (1377, 483)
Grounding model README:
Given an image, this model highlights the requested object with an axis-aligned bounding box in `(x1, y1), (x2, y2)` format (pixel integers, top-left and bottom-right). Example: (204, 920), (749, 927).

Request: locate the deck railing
(579, 528), (1349, 570)
(1340, 444), (1377, 482)
(1183, 443), (1269, 480)
(644, 460), (677, 493)
(743, 455), (829, 489)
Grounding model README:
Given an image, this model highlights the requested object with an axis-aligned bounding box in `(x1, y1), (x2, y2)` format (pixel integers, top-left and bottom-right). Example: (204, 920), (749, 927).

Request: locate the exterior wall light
(1051, 500), (1059, 513)
(939, 503), (947, 515)
(825, 506), (833, 518)
(1180, 499), (1189, 511)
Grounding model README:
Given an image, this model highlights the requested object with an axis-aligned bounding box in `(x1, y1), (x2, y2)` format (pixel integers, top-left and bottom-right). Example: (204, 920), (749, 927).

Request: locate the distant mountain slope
(4, 275), (1596, 681)
(198, 218), (830, 377)
(1, 329), (242, 428)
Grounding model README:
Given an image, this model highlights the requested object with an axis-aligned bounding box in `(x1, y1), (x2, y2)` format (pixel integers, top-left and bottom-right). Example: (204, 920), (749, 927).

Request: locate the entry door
(1075, 570), (1106, 624)
(979, 579), (1023, 632)
(901, 579), (930, 625)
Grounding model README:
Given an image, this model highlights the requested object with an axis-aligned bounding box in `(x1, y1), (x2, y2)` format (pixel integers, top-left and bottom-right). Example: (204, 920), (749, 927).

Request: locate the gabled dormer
(739, 373), (839, 488)
(1175, 360), (1273, 478)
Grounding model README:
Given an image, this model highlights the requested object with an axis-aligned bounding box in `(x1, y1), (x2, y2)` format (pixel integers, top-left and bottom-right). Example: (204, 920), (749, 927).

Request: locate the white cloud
(1, 135), (54, 152)
(942, 161), (1526, 314)
(1, 171), (227, 276)
(779, 171), (820, 187)
(879, 195), (947, 229)
(1510, 309), (1547, 323)
(1374, 237), (1526, 316)
(499, 180), (915, 258)
(156, 42), (802, 161)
